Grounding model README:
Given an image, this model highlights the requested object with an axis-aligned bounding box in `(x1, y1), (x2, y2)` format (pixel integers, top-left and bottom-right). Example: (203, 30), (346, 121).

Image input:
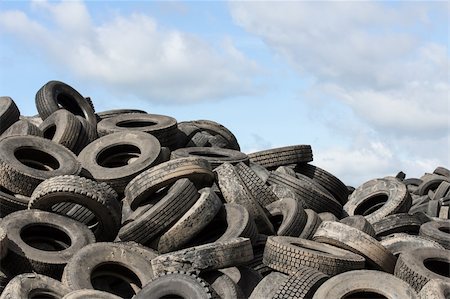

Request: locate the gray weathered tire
(394, 247), (450, 292)
(62, 242), (155, 298)
(249, 272), (288, 299)
(1, 119), (42, 138)
(419, 220), (450, 249)
(219, 266), (262, 299)
(202, 271), (244, 299)
(0, 273), (71, 299)
(125, 157), (214, 210)
(372, 213), (428, 238)
(39, 109), (81, 152)
(151, 237), (253, 275)
(29, 175), (121, 241)
(135, 271), (218, 299)
(1, 210), (95, 279)
(340, 215), (376, 237)
(0, 227), (7, 260)
(344, 177), (412, 223)
(78, 131), (161, 193)
(299, 209), (322, 239)
(313, 221), (397, 273)
(380, 233), (444, 257)
(0, 135), (81, 196)
(172, 147), (249, 168)
(0, 96), (20, 135)
(263, 236), (365, 276)
(266, 197), (307, 236)
(157, 187), (222, 253)
(418, 279), (450, 299)
(312, 270), (418, 299)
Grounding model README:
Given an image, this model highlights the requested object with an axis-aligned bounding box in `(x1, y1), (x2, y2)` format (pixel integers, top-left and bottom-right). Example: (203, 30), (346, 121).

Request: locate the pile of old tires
(0, 80), (448, 299)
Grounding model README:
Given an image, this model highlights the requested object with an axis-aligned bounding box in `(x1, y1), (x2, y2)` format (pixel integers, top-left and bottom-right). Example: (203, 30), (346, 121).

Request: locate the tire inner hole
(116, 120), (157, 128)
(354, 194), (388, 216)
(343, 291), (387, 299)
(29, 290), (60, 299)
(15, 147), (60, 171)
(57, 93), (84, 116)
(97, 144), (141, 168)
(91, 263), (142, 299)
(21, 224), (71, 251)
(43, 125), (57, 139)
(438, 227), (450, 234)
(424, 259), (450, 277)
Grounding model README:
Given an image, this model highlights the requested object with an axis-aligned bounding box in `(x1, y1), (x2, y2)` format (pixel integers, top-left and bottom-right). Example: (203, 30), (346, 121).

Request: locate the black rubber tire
(295, 163), (349, 205)
(433, 181), (450, 200)
(273, 265), (328, 299)
(263, 236), (365, 276)
(35, 80), (97, 127)
(249, 272), (288, 299)
(394, 247), (450, 292)
(78, 131), (161, 194)
(344, 177), (412, 223)
(0, 96), (20, 135)
(135, 271), (218, 299)
(0, 186), (29, 217)
(62, 242), (155, 298)
(97, 113), (178, 149)
(29, 175), (121, 241)
(0, 273), (71, 299)
(63, 289), (122, 299)
(419, 220), (450, 249)
(312, 270), (418, 299)
(266, 197), (307, 236)
(219, 266), (262, 299)
(313, 221), (397, 273)
(125, 157), (214, 210)
(119, 178), (199, 244)
(235, 162), (279, 207)
(39, 109), (82, 152)
(267, 172), (342, 217)
(372, 213), (428, 238)
(96, 109), (147, 121)
(340, 215), (377, 238)
(201, 270), (244, 299)
(172, 147), (249, 168)
(275, 165), (297, 177)
(72, 115), (98, 154)
(434, 166), (450, 178)
(215, 163), (274, 235)
(0, 135), (81, 196)
(0, 270), (8, 295)
(151, 237), (253, 275)
(271, 184), (308, 209)
(318, 212), (339, 222)
(248, 145), (313, 170)
(417, 174), (450, 196)
(157, 187), (222, 253)
(183, 119), (240, 150)
(298, 209), (323, 239)
(1, 209), (95, 278)
(419, 279), (450, 299)
(380, 233), (444, 257)
(0, 119), (42, 138)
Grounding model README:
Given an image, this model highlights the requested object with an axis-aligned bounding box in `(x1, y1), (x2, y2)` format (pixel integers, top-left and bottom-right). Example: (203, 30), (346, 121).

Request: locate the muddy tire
(340, 215), (376, 237)
(418, 279), (450, 299)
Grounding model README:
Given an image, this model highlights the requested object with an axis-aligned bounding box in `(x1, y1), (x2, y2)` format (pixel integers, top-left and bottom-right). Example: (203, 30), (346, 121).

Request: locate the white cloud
(230, 1), (449, 182)
(0, 1), (260, 103)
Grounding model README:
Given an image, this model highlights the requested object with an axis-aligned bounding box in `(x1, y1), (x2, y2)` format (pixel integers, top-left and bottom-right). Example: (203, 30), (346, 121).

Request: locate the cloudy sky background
(0, 1), (448, 186)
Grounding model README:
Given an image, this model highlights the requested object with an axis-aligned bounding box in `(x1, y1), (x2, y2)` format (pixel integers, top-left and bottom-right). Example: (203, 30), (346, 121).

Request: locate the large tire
(344, 177), (412, 223)
(419, 220), (450, 249)
(372, 213), (428, 238)
(135, 271), (218, 299)
(1, 210), (95, 278)
(172, 147), (249, 168)
(35, 80), (97, 127)
(119, 179), (199, 244)
(125, 157), (214, 210)
(97, 113), (178, 149)
(313, 221), (397, 273)
(0, 273), (71, 299)
(263, 236), (365, 276)
(312, 270), (418, 299)
(39, 109), (81, 152)
(157, 187), (222, 253)
(394, 247), (450, 292)
(62, 242), (155, 298)
(0, 135), (81, 196)
(248, 145), (313, 170)
(273, 266), (328, 299)
(29, 175), (121, 241)
(151, 237), (253, 275)
(380, 233), (444, 257)
(78, 131), (161, 194)
(0, 96), (20, 135)
(215, 163), (274, 235)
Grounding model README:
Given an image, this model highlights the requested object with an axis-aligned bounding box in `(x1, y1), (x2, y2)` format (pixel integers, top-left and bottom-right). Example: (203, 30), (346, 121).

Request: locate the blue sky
(0, 0), (448, 186)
